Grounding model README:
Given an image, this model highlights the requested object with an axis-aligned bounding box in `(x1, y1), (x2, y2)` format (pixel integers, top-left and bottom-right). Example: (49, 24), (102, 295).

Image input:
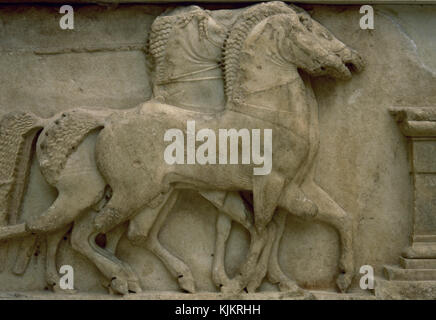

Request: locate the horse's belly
(95, 102), (309, 194)
(169, 164), (253, 191)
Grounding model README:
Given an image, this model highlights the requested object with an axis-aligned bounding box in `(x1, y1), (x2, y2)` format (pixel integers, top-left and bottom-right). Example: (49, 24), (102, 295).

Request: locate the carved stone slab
(0, 1), (435, 300)
(381, 107), (436, 299)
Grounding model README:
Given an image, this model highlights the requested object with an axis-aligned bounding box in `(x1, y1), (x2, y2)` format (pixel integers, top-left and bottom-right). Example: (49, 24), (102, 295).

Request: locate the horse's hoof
(282, 287), (315, 300)
(278, 280), (314, 299)
(220, 280), (243, 294)
(48, 277), (77, 294)
(110, 277), (129, 295)
(246, 278), (262, 293)
(336, 272), (353, 293)
(220, 286), (242, 295)
(303, 291), (316, 300)
(178, 274), (196, 293)
(128, 280), (143, 294)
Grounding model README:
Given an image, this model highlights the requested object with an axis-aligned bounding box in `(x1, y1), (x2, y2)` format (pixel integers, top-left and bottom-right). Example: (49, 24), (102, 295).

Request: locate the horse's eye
(298, 16), (312, 31)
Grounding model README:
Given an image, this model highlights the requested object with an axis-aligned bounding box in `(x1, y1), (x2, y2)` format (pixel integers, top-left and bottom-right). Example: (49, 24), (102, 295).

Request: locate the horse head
(272, 7), (365, 80)
(148, 6), (228, 111)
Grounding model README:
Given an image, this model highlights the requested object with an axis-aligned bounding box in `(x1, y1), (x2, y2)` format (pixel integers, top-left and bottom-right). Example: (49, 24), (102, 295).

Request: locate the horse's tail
(0, 112), (44, 227)
(37, 108), (112, 186)
(5, 108), (112, 275)
(0, 112), (44, 271)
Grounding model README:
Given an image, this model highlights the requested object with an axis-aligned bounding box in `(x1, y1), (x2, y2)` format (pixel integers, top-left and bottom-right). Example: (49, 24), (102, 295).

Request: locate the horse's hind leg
(45, 225), (73, 293)
(105, 223), (127, 255)
(94, 223), (128, 291)
(71, 212), (141, 295)
(94, 187), (150, 234)
(235, 173), (285, 290)
(212, 212), (233, 291)
(199, 191), (244, 293)
(143, 190), (196, 293)
(26, 157), (106, 235)
(26, 181), (102, 234)
(302, 180), (354, 293)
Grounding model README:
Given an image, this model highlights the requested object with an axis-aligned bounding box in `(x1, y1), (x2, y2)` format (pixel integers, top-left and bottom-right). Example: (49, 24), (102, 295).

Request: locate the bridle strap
(157, 65), (222, 85)
(228, 101), (295, 130)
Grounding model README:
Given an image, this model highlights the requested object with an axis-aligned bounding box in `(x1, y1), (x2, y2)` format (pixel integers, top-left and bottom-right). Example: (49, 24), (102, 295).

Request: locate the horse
(0, 4), (300, 294)
(24, 0), (364, 295)
(132, 4), (320, 294)
(236, 5), (365, 293)
(116, 2), (365, 295)
(0, 2), (364, 295)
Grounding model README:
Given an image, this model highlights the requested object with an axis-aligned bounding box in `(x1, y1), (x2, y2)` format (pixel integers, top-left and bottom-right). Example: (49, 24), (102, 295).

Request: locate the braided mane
(223, 2), (295, 102)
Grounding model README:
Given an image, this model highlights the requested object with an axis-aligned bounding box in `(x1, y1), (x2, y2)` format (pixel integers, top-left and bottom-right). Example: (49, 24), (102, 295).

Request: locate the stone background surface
(0, 3), (435, 294)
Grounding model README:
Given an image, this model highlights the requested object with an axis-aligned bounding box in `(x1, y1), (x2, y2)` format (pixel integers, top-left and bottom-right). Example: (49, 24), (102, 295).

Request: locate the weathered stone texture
(0, 2), (434, 299)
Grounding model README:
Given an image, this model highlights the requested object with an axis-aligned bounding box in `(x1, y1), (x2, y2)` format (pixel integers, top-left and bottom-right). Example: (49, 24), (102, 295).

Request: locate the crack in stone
(378, 10), (436, 77)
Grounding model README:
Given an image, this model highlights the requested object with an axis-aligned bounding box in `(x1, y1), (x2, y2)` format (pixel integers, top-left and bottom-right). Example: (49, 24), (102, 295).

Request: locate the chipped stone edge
(389, 106), (436, 137)
(0, 290), (376, 300)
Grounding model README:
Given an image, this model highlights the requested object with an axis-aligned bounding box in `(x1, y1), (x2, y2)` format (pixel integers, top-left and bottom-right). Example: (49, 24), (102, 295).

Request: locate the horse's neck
(230, 50), (311, 137)
(291, 73), (320, 184)
(153, 24), (226, 112)
(230, 21), (305, 113)
(237, 64), (303, 114)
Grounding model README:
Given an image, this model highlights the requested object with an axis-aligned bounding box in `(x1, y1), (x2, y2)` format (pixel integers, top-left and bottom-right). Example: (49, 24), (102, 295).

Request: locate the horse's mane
(223, 2), (296, 102)
(148, 6), (211, 84)
(149, 2), (307, 101)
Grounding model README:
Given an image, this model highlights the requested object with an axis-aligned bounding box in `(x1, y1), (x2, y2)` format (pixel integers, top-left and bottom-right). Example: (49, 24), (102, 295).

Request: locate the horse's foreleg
(201, 191), (249, 293)
(266, 210), (286, 287)
(266, 210), (309, 296)
(236, 173), (284, 289)
(252, 173), (284, 232)
(246, 221), (276, 293)
(206, 191), (267, 293)
(127, 191), (172, 246)
(143, 190), (196, 293)
(302, 180), (354, 293)
(236, 227), (268, 291)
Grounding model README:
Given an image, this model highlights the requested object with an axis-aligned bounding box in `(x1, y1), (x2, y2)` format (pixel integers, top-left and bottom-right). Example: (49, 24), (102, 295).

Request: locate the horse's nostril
(345, 63), (355, 72)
